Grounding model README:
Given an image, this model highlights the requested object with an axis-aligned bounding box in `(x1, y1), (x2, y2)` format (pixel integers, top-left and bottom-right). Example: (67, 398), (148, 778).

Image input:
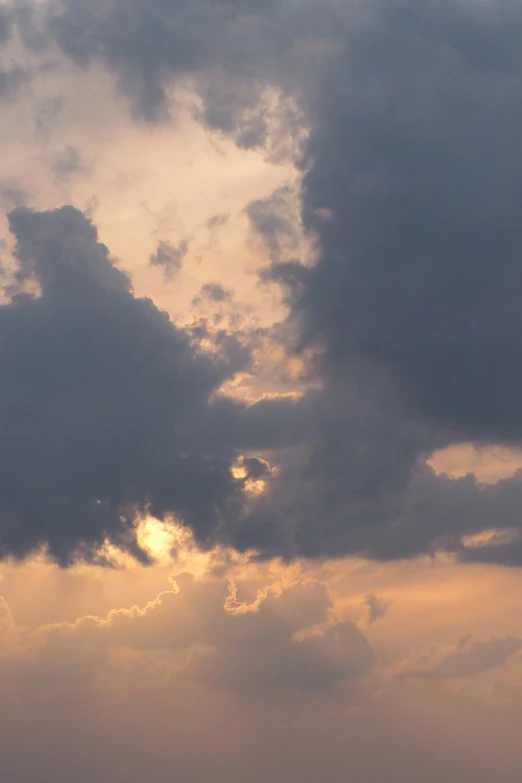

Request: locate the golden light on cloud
(428, 443), (522, 483)
(460, 528), (520, 550)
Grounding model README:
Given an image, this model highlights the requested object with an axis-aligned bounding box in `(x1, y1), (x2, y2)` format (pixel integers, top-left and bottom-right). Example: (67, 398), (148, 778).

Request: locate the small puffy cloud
(198, 282), (231, 303)
(364, 594), (388, 625)
(149, 239), (188, 280)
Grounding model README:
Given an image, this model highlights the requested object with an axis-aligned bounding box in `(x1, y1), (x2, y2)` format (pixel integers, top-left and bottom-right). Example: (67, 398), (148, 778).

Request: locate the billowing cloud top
(0, 206), (244, 563)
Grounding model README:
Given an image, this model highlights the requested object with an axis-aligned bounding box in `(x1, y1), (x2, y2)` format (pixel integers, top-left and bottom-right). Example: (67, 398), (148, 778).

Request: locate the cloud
(296, 0), (522, 444)
(0, 596), (15, 636)
(188, 580), (375, 695)
(246, 186), (300, 263)
(231, 432), (522, 563)
(1, 561), (522, 783)
(0, 5), (12, 45)
(0, 180), (28, 209)
(149, 239), (188, 280)
(195, 282), (232, 303)
(12, 574), (375, 697)
(42, 0), (294, 125)
(6, 0), (522, 569)
(0, 65), (28, 101)
(0, 205), (251, 564)
(364, 594), (388, 625)
(229, 373), (444, 559)
(0, 4), (30, 102)
(216, 0), (522, 566)
(8, 4), (522, 782)
(400, 634), (522, 680)
(52, 146), (88, 182)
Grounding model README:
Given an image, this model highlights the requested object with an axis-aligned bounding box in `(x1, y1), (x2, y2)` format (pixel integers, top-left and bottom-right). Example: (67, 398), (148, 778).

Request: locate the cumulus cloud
(0, 206), (250, 564)
(5, 574), (375, 697)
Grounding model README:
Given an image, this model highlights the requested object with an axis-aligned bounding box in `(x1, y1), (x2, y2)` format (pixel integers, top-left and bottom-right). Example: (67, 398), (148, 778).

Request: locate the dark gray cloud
(0, 205), (252, 564)
(259, 259), (310, 309)
(212, 0), (522, 565)
(39, 0), (341, 157)
(195, 77), (270, 150)
(43, 0), (294, 125)
(248, 186), (311, 306)
(231, 422), (522, 563)
(149, 239), (188, 280)
(3, 197), (505, 566)
(196, 282), (231, 303)
(252, 0), (522, 564)
(39, 0), (522, 440)
(297, 0), (522, 443)
(246, 186), (299, 262)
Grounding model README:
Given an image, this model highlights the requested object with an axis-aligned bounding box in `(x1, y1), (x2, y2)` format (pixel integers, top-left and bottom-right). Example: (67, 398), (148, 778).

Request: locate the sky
(3, 0), (522, 780)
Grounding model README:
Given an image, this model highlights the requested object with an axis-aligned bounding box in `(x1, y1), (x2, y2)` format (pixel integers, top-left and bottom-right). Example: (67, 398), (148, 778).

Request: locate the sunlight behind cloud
(136, 518), (178, 566)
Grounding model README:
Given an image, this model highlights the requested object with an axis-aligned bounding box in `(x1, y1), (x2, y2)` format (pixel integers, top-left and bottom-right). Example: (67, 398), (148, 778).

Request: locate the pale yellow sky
(1, 63), (298, 326)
